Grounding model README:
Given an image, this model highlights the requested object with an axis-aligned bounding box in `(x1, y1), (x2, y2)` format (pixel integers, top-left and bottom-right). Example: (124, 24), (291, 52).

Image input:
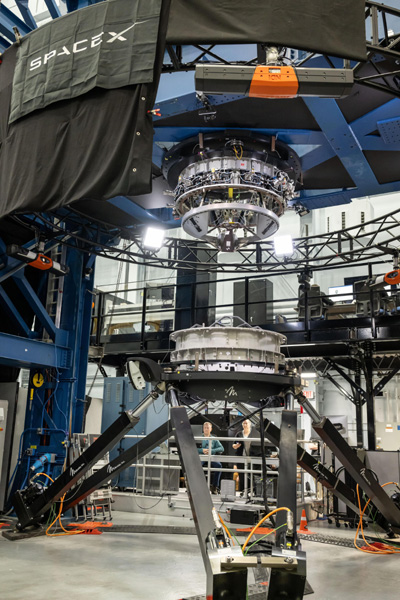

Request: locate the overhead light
(301, 372), (317, 378)
(143, 227), (165, 249)
(273, 234), (293, 256)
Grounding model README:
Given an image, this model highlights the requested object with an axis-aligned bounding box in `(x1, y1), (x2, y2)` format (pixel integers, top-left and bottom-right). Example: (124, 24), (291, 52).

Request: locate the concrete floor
(1, 511), (399, 600)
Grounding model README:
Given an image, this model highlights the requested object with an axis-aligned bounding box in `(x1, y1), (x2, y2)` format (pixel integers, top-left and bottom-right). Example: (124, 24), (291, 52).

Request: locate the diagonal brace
(374, 364), (400, 396)
(326, 359), (367, 401)
(323, 371), (356, 404)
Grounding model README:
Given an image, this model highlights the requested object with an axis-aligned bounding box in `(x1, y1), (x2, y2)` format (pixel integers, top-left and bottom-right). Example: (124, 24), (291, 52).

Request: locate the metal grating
(377, 117), (400, 144)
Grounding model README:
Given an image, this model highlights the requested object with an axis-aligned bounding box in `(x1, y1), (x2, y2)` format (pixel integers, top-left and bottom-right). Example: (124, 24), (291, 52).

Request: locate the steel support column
(364, 346), (376, 451)
(354, 369), (364, 448)
(268, 409), (307, 600)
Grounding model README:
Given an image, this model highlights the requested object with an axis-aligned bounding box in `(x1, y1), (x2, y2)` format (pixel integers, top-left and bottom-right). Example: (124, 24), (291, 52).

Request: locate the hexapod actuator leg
(298, 395), (400, 533)
(13, 382), (167, 530)
(13, 410), (140, 530)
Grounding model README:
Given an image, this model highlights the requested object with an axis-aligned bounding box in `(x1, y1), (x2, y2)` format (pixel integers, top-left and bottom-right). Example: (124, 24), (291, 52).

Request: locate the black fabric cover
(11, 0), (162, 122)
(156, 96), (320, 131)
(0, 0), (170, 219)
(167, 0), (366, 61)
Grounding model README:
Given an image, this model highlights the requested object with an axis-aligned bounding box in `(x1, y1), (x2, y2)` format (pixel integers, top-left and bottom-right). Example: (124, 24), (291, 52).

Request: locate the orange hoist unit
(195, 64), (354, 99)
(7, 244), (69, 275)
(249, 66), (299, 98)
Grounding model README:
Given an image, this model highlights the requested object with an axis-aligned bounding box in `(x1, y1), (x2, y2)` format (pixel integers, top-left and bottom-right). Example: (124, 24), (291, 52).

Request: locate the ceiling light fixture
(143, 227), (165, 250)
(273, 234), (294, 256)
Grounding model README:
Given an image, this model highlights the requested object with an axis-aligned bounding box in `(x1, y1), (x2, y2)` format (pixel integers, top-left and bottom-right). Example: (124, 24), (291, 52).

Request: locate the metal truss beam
(0, 287), (31, 337)
(13, 272), (58, 342)
(15, 0), (37, 30)
(43, 0), (61, 20)
(39, 205), (400, 275)
(325, 359), (368, 401)
(0, 332), (71, 370)
(303, 98), (379, 193)
(0, 34), (11, 52)
(0, 235), (67, 284)
(0, 3), (32, 41)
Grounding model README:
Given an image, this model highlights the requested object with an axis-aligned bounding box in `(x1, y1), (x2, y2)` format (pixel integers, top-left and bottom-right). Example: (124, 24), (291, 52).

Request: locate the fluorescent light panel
(302, 372), (317, 378)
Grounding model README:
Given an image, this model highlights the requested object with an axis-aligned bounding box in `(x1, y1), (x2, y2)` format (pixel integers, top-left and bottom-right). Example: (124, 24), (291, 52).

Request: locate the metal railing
(120, 434), (312, 502)
(91, 268), (400, 349)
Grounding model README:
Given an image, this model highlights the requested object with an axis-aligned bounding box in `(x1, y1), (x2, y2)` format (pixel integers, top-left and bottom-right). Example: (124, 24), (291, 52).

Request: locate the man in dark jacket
(198, 422), (224, 494)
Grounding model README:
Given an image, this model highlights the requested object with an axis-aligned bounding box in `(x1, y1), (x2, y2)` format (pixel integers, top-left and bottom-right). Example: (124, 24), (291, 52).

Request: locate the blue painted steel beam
(44, 0), (61, 19)
(59, 247), (95, 433)
(107, 196), (162, 224)
(360, 135), (400, 152)
(351, 98), (400, 138)
(299, 189), (353, 209)
(0, 4), (32, 40)
(300, 144), (336, 172)
(0, 332), (71, 370)
(0, 287), (31, 336)
(13, 272), (58, 342)
(303, 97), (379, 194)
(0, 35), (11, 51)
(15, 0), (37, 30)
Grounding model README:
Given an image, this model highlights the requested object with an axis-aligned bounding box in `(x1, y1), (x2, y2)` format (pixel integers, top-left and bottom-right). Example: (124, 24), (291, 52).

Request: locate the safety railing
(121, 434), (313, 502)
(91, 266), (400, 350)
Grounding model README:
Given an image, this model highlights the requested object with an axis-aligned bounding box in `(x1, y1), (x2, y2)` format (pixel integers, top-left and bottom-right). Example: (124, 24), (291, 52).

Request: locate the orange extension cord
(242, 507), (291, 552)
(218, 514), (234, 544)
(46, 493), (84, 537)
(354, 481), (400, 554)
(34, 473), (83, 538)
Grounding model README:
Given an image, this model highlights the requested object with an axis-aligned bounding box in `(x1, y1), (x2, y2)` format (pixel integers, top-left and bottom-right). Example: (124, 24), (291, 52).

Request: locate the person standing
(233, 419), (258, 493)
(198, 421), (224, 494)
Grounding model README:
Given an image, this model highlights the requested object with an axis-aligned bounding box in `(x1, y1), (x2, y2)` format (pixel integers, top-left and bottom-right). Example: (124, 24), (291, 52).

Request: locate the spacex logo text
(29, 21), (146, 72)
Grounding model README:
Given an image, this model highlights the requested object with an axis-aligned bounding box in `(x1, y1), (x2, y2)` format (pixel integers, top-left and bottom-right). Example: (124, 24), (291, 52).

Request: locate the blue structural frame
(0, 228), (95, 497)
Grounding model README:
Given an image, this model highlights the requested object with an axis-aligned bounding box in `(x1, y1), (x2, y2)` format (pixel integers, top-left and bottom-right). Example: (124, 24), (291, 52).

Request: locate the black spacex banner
(10, 0), (162, 122)
(0, 0), (170, 219)
(167, 0), (366, 62)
